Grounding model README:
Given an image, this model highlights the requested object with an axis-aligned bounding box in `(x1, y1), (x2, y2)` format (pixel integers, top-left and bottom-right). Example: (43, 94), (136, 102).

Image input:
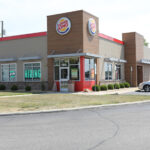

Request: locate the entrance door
(60, 67), (69, 92)
(137, 66), (143, 85)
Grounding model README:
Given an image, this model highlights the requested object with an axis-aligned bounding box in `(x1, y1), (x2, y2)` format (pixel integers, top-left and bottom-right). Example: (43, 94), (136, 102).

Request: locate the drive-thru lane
(0, 102), (150, 150)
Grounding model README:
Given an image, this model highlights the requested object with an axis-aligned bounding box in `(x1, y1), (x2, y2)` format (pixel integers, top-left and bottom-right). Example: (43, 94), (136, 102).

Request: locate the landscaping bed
(92, 82), (130, 91)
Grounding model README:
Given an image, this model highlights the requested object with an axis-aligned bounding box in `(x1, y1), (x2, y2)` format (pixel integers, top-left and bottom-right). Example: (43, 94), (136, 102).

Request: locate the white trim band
(18, 56), (42, 61)
(47, 53), (102, 58)
(140, 59), (150, 64)
(104, 57), (127, 63)
(0, 58), (17, 62)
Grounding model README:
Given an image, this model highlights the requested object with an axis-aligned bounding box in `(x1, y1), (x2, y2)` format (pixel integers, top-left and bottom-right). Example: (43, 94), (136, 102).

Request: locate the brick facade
(122, 32), (144, 86)
(47, 10), (100, 90)
(0, 10), (149, 91)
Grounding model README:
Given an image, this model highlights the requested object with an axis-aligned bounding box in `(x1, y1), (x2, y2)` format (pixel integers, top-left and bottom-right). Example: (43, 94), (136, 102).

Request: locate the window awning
(18, 56), (42, 61)
(140, 59), (150, 64)
(47, 53), (102, 58)
(104, 57), (127, 63)
(0, 58), (17, 62)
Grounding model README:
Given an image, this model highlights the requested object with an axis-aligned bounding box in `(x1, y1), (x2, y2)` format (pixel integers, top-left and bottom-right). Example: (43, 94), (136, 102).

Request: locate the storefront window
(69, 58), (79, 65)
(85, 59), (90, 80)
(90, 59), (95, 80)
(115, 64), (121, 80)
(60, 58), (68, 67)
(54, 59), (59, 66)
(69, 58), (79, 80)
(85, 58), (95, 80)
(54, 66), (59, 80)
(54, 58), (79, 81)
(70, 65), (79, 80)
(1, 63), (16, 82)
(24, 63), (41, 81)
(54, 59), (60, 80)
(105, 62), (112, 80)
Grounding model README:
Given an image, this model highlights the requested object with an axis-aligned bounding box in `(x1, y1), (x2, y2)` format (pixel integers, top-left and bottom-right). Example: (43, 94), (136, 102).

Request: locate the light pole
(0, 21), (4, 38)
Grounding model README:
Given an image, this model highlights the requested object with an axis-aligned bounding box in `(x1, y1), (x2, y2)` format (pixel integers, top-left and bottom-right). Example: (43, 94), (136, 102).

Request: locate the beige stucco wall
(99, 38), (125, 84)
(142, 47), (150, 82)
(0, 36), (47, 82)
(143, 64), (150, 81)
(143, 46), (150, 60)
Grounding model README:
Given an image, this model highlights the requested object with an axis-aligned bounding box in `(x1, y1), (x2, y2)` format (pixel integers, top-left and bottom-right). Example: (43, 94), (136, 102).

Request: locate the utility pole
(0, 21), (4, 38)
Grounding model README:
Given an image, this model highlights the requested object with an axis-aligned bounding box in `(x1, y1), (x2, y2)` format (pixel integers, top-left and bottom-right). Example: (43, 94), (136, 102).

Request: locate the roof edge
(99, 33), (124, 45)
(0, 31), (123, 45)
(0, 31), (47, 42)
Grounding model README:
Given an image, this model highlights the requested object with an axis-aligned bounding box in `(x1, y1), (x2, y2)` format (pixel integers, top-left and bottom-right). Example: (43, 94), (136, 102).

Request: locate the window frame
(54, 66), (60, 81)
(69, 64), (80, 81)
(54, 59), (60, 81)
(23, 62), (41, 82)
(104, 62), (113, 81)
(1, 63), (17, 82)
(69, 57), (80, 81)
(53, 57), (80, 81)
(84, 58), (96, 81)
(115, 64), (121, 80)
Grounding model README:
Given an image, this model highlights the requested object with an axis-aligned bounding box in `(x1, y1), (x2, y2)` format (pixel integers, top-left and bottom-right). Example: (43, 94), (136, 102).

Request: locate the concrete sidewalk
(74, 87), (138, 95)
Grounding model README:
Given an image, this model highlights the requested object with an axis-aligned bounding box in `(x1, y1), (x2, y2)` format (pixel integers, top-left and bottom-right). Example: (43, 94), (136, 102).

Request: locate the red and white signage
(88, 18), (96, 36)
(56, 17), (71, 35)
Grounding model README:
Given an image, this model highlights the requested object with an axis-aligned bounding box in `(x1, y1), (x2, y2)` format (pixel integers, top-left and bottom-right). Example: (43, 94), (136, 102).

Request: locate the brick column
(122, 32), (144, 87)
(47, 58), (54, 90)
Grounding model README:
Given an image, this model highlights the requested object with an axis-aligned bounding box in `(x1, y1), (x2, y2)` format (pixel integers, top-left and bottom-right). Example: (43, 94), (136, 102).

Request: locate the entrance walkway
(74, 87), (138, 95)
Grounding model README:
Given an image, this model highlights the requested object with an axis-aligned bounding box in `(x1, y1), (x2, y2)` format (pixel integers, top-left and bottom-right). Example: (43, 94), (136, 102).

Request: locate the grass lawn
(0, 93), (150, 113)
(0, 91), (32, 96)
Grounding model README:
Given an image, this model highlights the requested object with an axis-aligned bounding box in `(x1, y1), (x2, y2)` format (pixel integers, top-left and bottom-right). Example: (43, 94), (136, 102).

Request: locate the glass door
(60, 67), (69, 92)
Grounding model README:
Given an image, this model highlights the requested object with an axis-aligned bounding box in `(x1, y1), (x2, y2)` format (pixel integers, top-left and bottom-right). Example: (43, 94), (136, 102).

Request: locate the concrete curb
(0, 94), (34, 98)
(0, 99), (150, 116)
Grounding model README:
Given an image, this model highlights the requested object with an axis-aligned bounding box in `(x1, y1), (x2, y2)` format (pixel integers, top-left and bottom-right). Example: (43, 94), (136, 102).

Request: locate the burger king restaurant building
(0, 10), (149, 92)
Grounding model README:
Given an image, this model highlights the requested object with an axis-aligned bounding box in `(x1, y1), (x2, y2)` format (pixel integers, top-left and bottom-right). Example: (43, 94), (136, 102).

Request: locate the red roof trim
(99, 33), (124, 45)
(0, 32), (47, 41)
(0, 31), (123, 45)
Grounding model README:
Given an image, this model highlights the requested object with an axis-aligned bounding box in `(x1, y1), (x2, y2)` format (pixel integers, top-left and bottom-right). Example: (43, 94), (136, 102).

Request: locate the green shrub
(92, 85), (100, 91)
(124, 82), (130, 88)
(119, 83), (125, 88)
(11, 85), (18, 91)
(0, 84), (6, 90)
(100, 85), (108, 91)
(108, 84), (114, 90)
(114, 83), (120, 89)
(25, 86), (31, 91)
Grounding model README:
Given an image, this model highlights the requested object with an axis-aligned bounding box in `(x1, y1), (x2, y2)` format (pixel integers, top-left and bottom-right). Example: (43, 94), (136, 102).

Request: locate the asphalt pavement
(0, 102), (150, 150)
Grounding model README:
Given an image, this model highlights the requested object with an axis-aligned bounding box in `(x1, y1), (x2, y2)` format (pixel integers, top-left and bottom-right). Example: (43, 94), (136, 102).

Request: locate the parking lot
(1, 102), (150, 150)
(122, 90), (150, 95)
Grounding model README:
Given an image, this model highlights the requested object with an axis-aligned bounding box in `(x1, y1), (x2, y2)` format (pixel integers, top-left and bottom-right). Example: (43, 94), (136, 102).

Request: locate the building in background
(0, 10), (149, 91)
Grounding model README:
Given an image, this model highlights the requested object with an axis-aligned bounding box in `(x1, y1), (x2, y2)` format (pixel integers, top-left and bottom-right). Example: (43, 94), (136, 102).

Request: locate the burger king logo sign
(56, 17), (71, 35)
(88, 18), (96, 36)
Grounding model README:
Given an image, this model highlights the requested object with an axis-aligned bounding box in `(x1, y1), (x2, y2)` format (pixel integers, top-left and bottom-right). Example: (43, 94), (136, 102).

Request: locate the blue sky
(0, 0), (150, 43)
